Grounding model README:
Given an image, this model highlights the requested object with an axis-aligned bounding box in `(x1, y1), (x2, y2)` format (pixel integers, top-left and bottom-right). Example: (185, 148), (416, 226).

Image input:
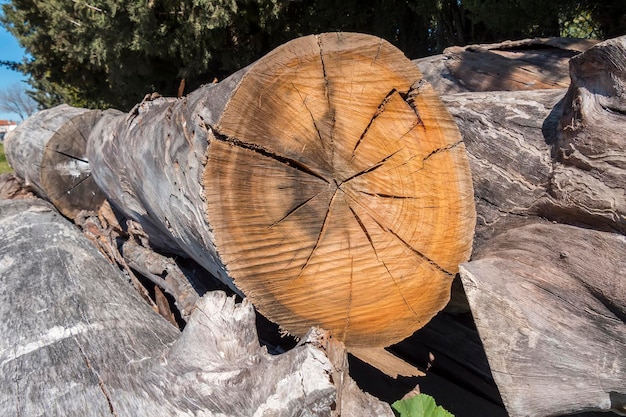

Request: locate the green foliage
(1, 0), (623, 111)
(392, 394), (454, 417)
(1, 0), (287, 110)
(0, 142), (12, 174)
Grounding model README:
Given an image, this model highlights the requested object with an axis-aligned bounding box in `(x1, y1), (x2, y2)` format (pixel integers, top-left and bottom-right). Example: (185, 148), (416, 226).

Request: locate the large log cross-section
(88, 32), (476, 347)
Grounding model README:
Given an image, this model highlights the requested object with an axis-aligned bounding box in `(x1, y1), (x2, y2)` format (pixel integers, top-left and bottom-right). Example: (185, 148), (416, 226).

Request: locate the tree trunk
(0, 197), (392, 417)
(451, 35), (626, 417)
(87, 32), (476, 348)
(3, 105), (107, 219)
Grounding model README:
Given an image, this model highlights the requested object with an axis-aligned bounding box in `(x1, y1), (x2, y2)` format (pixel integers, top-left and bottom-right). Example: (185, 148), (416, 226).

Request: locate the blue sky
(0, 1), (29, 122)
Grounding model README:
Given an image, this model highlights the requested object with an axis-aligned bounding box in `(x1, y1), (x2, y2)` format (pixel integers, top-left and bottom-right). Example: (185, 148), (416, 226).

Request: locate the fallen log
(415, 37), (599, 95)
(3, 105), (107, 219)
(0, 197), (392, 417)
(86, 32), (476, 348)
(453, 36), (626, 417)
(460, 222), (626, 417)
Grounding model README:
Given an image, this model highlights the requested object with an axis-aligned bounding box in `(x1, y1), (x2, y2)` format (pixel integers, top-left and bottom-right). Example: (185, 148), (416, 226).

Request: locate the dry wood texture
(415, 37), (599, 95)
(4, 104), (106, 219)
(460, 223), (626, 417)
(449, 36), (626, 417)
(0, 197), (391, 417)
(88, 32), (476, 347)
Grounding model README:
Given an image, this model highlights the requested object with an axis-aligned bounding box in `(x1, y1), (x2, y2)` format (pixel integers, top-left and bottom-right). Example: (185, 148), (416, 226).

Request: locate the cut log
(0, 197), (392, 417)
(3, 104), (107, 219)
(460, 222), (626, 417)
(87, 32), (476, 347)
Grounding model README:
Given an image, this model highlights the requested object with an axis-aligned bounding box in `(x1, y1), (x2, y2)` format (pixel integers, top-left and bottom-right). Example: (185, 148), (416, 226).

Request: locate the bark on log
(442, 41), (626, 246)
(3, 104), (107, 219)
(0, 197), (392, 417)
(87, 32), (476, 348)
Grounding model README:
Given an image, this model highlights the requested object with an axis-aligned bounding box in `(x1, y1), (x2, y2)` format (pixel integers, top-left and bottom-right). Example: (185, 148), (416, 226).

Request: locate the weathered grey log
(460, 222), (626, 417)
(3, 104), (107, 219)
(449, 36), (626, 417)
(415, 37), (598, 95)
(441, 88), (565, 251)
(0, 197), (392, 417)
(441, 36), (626, 250)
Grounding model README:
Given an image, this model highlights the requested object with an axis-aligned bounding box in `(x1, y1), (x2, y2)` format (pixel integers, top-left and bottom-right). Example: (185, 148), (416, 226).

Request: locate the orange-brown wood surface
(205, 33), (476, 347)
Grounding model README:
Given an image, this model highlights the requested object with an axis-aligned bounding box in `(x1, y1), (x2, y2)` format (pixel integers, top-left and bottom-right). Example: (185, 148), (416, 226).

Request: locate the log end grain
(204, 32), (476, 347)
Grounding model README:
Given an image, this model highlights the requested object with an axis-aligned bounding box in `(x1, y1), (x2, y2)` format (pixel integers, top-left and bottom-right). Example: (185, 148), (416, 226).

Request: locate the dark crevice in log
(293, 83), (328, 154)
(268, 191), (325, 229)
(389, 229), (454, 277)
(296, 189), (337, 280)
(340, 149), (402, 184)
(422, 140), (465, 163)
(49, 172), (92, 200)
(75, 338), (118, 417)
(351, 88), (398, 159)
(317, 34), (336, 171)
(357, 191), (426, 200)
(348, 204), (423, 321)
(53, 149), (89, 164)
(405, 80), (428, 126)
(209, 128), (331, 184)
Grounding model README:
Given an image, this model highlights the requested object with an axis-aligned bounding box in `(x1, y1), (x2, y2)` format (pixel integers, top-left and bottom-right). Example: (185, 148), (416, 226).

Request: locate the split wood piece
(74, 201), (213, 321)
(3, 104), (107, 219)
(459, 222), (626, 417)
(348, 347), (424, 379)
(88, 32), (476, 348)
(0, 198), (392, 417)
(415, 37), (599, 95)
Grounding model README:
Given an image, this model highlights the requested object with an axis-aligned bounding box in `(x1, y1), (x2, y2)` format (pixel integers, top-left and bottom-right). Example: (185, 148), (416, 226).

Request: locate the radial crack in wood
(205, 33), (475, 347)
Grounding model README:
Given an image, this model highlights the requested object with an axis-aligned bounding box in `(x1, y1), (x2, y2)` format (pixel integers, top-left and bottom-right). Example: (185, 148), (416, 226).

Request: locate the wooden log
(0, 197), (392, 417)
(415, 37), (599, 95)
(440, 88), (564, 250)
(459, 222), (626, 417)
(446, 36), (626, 417)
(3, 104), (107, 219)
(87, 32), (476, 348)
(441, 36), (626, 246)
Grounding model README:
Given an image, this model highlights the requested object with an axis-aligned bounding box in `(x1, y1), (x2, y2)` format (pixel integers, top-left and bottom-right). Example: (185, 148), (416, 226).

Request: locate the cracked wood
(4, 104), (107, 219)
(86, 32), (476, 348)
(203, 33), (476, 347)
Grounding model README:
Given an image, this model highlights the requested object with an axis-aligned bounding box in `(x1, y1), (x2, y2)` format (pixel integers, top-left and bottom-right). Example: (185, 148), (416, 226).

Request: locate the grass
(0, 142), (13, 174)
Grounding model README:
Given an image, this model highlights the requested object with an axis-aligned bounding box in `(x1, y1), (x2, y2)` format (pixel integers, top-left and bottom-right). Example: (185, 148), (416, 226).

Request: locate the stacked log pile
(1, 33), (624, 417)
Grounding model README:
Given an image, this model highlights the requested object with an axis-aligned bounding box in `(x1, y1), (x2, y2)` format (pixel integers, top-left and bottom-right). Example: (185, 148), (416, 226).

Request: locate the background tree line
(1, 0), (625, 112)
